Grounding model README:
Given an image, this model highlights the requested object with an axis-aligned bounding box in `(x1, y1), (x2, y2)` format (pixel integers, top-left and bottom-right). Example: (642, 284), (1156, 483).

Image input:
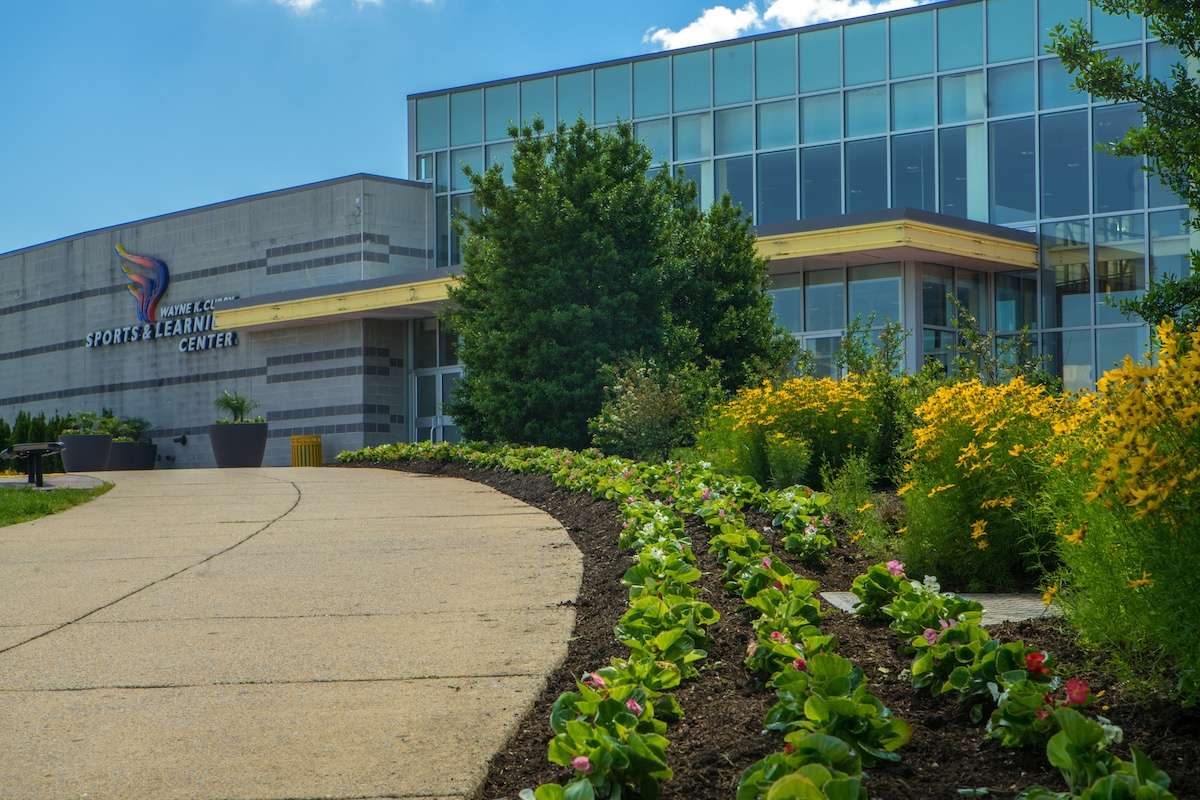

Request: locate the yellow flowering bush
(901, 377), (1073, 590)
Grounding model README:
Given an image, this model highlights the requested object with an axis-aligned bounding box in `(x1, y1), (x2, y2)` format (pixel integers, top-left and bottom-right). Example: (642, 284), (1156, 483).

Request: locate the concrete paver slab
(821, 591), (1061, 625)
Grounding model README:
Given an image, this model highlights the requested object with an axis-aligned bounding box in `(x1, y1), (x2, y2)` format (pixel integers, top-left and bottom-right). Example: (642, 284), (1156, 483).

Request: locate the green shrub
(763, 433), (812, 489)
(820, 454), (898, 557)
(692, 412), (766, 482)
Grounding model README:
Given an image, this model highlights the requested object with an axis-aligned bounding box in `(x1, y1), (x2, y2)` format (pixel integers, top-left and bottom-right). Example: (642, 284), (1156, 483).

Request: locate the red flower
(1035, 708), (1050, 720)
(783, 742), (795, 754)
(1026, 651), (1050, 677)
(1064, 678), (1089, 706)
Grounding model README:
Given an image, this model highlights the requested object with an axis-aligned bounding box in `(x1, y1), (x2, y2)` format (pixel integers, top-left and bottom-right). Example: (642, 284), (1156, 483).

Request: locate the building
(2, 0), (1197, 464)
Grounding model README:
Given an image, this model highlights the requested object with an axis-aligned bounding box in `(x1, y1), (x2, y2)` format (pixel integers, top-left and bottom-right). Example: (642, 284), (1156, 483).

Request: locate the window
(1040, 0), (1086, 54)
(758, 100), (797, 149)
(757, 149), (797, 225)
(414, 317), (439, 368)
(1093, 7), (1142, 44)
(558, 71), (592, 124)
(756, 36), (797, 99)
(922, 265), (954, 328)
(891, 79), (935, 130)
(1040, 110), (1090, 219)
(715, 43), (753, 106)
(1095, 214), (1145, 324)
(1040, 58), (1087, 108)
(807, 336), (843, 377)
(806, 268), (844, 330)
(892, 131), (935, 211)
(1041, 219), (1091, 328)
(844, 20), (886, 85)
(676, 162), (714, 209)
(799, 28), (840, 92)
(521, 78), (554, 127)
(435, 152), (449, 192)
(988, 62), (1035, 116)
(890, 12), (934, 78)
(450, 194), (477, 265)
(1094, 104), (1145, 213)
(636, 119), (671, 163)
(715, 106), (753, 154)
(595, 64), (631, 124)
(957, 268), (988, 328)
(939, 124), (988, 221)
(989, 117), (1036, 223)
(716, 156), (754, 219)
(996, 271), (1037, 331)
(801, 93), (841, 143)
(1150, 209), (1195, 281)
(801, 145), (841, 219)
(846, 87), (886, 136)
(769, 273), (803, 332)
(674, 113), (713, 161)
(938, 2), (983, 70)
(416, 153), (434, 184)
(1149, 41), (1185, 85)
(634, 58), (670, 118)
(485, 84), (519, 140)
(673, 51), (711, 112)
(435, 197), (448, 267)
(1044, 330), (1093, 390)
(486, 142), (514, 184)
(988, 0), (1034, 62)
(849, 264), (901, 324)
(940, 72), (985, 124)
(845, 138), (888, 213)
(416, 94), (448, 151)
(1097, 326), (1149, 373)
(450, 147), (482, 191)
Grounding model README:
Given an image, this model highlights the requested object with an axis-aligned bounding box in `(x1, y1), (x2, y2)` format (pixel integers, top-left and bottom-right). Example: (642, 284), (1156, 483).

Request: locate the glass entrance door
(413, 367), (462, 443)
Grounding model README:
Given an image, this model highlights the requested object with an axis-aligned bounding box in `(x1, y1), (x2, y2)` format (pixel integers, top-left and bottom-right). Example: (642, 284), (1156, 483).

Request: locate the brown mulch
(350, 461), (1200, 800)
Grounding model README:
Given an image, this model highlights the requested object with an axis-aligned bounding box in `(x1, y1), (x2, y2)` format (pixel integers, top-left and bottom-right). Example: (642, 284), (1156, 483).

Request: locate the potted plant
(208, 390), (268, 468)
(106, 417), (157, 470)
(60, 411), (113, 472)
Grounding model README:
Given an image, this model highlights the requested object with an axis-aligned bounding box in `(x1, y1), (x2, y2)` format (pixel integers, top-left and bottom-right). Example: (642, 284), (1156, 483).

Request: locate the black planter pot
(60, 434), (113, 472)
(107, 441), (158, 470)
(208, 423), (268, 468)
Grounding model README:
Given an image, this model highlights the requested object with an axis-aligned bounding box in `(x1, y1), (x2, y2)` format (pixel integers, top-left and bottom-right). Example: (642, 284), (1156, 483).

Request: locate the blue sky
(0, 0), (921, 253)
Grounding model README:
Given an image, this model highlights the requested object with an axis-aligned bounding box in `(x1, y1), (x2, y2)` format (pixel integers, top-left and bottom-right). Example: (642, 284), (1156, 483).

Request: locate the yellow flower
(1008, 443), (1027, 457)
(970, 519), (988, 540)
(1051, 453), (1069, 468)
(1127, 571), (1154, 590)
(896, 525), (908, 535)
(927, 483), (956, 498)
(976, 539), (989, 550)
(1062, 526), (1086, 545)
(850, 529), (865, 543)
(897, 481), (913, 497)
(856, 501), (874, 513)
(1042, 585), (1059, 606)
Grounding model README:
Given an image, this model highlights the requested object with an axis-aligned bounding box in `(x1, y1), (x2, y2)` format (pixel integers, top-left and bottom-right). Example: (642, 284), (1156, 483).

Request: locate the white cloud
(273, 0), (322, 12)
(644, 3), (763, 50)
(763, 0), (929, 27)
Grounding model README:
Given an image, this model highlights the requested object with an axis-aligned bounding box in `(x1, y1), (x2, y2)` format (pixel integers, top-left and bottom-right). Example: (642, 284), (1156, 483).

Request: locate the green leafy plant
(910, 622), (1040, 723)
(736, 733), (865, 800)
(763, 433), (813, 490)
(213, 390), (258, 424)
(849, 561), (908, 620)
(880, 575), (983, 638)
(62, 411), (103, 436)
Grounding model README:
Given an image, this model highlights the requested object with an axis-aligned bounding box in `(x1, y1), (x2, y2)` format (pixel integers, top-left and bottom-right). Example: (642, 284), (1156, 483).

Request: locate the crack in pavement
(0, 474), (304, 657)
(0, 670), (543, 693)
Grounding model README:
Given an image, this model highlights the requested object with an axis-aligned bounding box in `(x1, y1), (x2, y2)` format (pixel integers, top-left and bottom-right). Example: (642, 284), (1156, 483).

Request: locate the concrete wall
(0, 176), (430, 467)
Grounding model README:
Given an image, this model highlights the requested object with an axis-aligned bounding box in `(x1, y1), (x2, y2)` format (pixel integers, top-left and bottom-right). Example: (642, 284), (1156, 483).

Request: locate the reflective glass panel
(1093, 8), (1142, 44)
(558, 71), (592, 124)
(756, 35), (797, 99)
(486, 141), (514, 184)
(415, 318), (438, 369)
(939, 71), (985, 123)
(521, 78), (555, 127)
(416, 94), (448, 151)
(1040, 57), (1087, 108)
(416, 153), (434, 184)
(1149, 41), (1185, 84)
(674, 113), (713, 161)
(758, 100), (798, 149)
(636, 119), (671, 163)
(439, 323), (460, 366)
(1040, 0), (1086, 54)
(801, 144), (841, 219)
(1041, 219), (1091, 328)
(676, 161), (714, 209)
(845, 138), (888, 213)
(1044, 331), (1093, 390)
(1097, 326), (1149, 373)
(806, 268), (844, 330)
(892, 131), (935, 211)
(450, 90), (482, 146)
(891, 79), (935, 130)
(633, 58), (670, 118)
(849, 264), (901, 324)
(807, 336), (843, 377)
(1040, 110), (1089, 218)
(845, 87), (886, 137)
(988, 0), (1035, 62)
(939, 124), (988, 221)
(716, 155), (755, 220)
(770, 280), (804, 333)
(450, 193), (476, 265)
(923, 328), (955, 372)
(801, 93), (842, 143)
(844, 20), (886, 85)
(989, 117), (1036, 223)
(435, 197), (448, 267)
(938, 3), (983, 70)
(485, 83), (519, 140)
(1095, 214), (1145, 323)
(996, 271), (1038, 331)
(715, 106), (754, 155)
(1150, 173), (1184, 208)
(435, 151), (449, 192)
(757, 149), (798, 225)
(922, 265), (954, 327)
(957, 268), (988, 327)
(450, 147), (482, 192)
(673, 50), (711, 112)
(1094, 104), (1145, 213)
(595, 64), (632, 124)
(1150, 209), (1196, 281)
(799, 28), (840, 92)
(890, 12), (934, 78)
(715, 43), (753, 105)
(988, 62), (1035, 116)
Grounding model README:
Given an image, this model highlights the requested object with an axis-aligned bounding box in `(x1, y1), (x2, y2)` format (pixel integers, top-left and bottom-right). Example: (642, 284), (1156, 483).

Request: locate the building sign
(85, 246), (240, 354)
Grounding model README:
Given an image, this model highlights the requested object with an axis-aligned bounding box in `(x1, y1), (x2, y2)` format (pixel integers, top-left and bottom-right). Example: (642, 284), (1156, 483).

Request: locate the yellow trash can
(290, 435), (323, 467)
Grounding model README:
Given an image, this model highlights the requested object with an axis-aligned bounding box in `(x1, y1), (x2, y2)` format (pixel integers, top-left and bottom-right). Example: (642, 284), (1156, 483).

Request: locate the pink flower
(821, 514), (833, 527)
(886, 560), (905, 577)
(761, 557), (773, 569)
(572, 755), (592, 774)
(793, 657), (807, 671)
(583, 672), (606, 689)
(1035, 708), (1050, 721)
(1064, 678), (1089, 706)
(626, 698), (643, 716)
(773, 580), (785, 591)
(939, 619), (952, 630)
(701, 488), (712, 500)
(719, 508), (726, 518)
(922, 628), (939, 645)
(770, 631), (786, 642)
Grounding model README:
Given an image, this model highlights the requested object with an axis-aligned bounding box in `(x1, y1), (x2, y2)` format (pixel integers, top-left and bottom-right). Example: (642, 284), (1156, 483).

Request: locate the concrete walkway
(0, 467), (582, 800)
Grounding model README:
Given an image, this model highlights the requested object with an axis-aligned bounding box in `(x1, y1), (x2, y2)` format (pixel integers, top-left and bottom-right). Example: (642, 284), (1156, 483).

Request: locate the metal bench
(1, 442), (65, 488)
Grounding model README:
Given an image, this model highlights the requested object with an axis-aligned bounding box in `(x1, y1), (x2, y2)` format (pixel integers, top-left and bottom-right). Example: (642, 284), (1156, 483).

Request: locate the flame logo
(115, 244), (169, 324)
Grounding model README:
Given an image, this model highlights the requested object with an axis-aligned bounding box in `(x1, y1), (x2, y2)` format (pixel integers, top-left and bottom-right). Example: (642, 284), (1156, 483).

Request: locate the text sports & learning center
(2, 0), (1195, 466)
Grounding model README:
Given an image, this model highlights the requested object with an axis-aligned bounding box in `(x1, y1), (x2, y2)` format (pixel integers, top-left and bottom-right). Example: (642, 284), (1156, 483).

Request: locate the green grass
(820, 454), (904, 561)
(0, 483), (111, 527)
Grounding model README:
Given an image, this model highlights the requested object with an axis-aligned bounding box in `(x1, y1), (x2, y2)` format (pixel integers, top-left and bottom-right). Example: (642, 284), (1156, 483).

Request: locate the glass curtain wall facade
(410, 0), (1195, 387)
